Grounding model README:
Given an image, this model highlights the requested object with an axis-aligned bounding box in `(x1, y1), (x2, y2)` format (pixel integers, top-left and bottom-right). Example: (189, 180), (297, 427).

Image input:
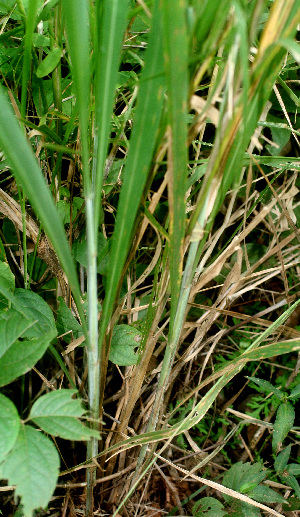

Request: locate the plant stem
(85, 194), (100, 517)
(133, 208), (206, 480)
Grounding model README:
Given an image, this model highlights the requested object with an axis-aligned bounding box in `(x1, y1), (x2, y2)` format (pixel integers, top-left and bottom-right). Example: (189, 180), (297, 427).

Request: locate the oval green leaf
(1, 425), (59, 517)
(29, 389), (99, 440)
(272, 402), (295, 453)
(36, 47), (62, 78)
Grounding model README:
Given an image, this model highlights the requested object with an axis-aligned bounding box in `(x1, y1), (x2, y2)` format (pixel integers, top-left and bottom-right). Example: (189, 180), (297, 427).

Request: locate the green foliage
(247, 376), (298, 453)
(0, 264), (99, 515)
(29, 389), (99, 440)
(192, 497), (226, 517)
(274, 444), (300, 499)
(109, 324), (143, 366)
(0, 0), (299, 515)
(36, 47), (63, 78)
(0, 425), (59, 517)
(0, 393), (20, 463)
(222, 462), (286, 516)
(56, 297), (83, 343)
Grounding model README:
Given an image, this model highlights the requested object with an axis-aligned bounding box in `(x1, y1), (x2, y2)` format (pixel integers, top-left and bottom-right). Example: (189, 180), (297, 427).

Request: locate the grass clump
(0, 0), (299, 516)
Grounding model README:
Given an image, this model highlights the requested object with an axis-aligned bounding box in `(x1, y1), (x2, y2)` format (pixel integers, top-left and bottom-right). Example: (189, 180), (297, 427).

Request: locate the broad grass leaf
(36, 47), (62, 78)
(98, 0), (165, 347)
(30, 389), (99, 440)
(109, 324), (142, 366)
(62, 0), (90, 179)
(0, 393), (20, 463)
(274, 444), (291, 474)
(1, 424), (59, 517)
(161, 0), (188, 324)
(278, 38), (300, 64)
(0, 86), (86, 335)
(272, 402), (295, 453)
(93, 0), (129, 227)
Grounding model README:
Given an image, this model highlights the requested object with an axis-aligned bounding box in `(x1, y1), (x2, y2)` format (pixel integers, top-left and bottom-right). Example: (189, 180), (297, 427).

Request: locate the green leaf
(286, 463), (300, 476)
(288, 383), (300, 399)
(0, 312), (36, 356)
(0, 235), (7, 262)
(246, 377), (283, 400)
(279, 38), (300, 65)
(272, 402), (295, 453)
(0, 85), (86, 337)
(0, 261), (15, 292)
(109, 324), (142, 366)
(62, 0), (90, 181)
(192, 496), (226, 517)
(240, 482), (258, 494)
(239, 462), (267, 487)
(222, 462), (267, 503)
(72, 233), (111, 275)
(0, 394), (20, 463)
(249, 485), (286, 504)
(280, 473), (300, 498)
(274, 444), (291, 475)
(98, 0), (165, 348)
(56, 199), (71, 225)
(13, 288), (56, 337)
(29, 389), (100, 440)
(56, 297), (83, 343)
(282, 497), (300, 512)
(36, 47), (62, 77)
(32, 32), (50, 48)
(161, 0), (188, 327)
(93, 0), (130, 229)
(1, 425), (59, 517)
(240, 502), (261, 517)
(0, 325), (56, 387)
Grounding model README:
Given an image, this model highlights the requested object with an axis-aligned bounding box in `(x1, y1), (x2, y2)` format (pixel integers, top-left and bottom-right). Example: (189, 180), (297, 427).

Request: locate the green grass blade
(98, 0), (165, 348)
(189, 0), (299, 241)
(134, 0), (189, 467)
(21, 0), (39, 119)
(61, 0), (90, 185)
(161, 0), (188, 328)
(93, 0), (129, 233)
(0, 87), (86, 337)
(61, 4), (99, 507)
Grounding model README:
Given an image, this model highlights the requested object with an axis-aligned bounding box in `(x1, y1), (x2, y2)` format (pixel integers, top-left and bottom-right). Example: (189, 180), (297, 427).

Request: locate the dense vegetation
(0, 0), (299, 516)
